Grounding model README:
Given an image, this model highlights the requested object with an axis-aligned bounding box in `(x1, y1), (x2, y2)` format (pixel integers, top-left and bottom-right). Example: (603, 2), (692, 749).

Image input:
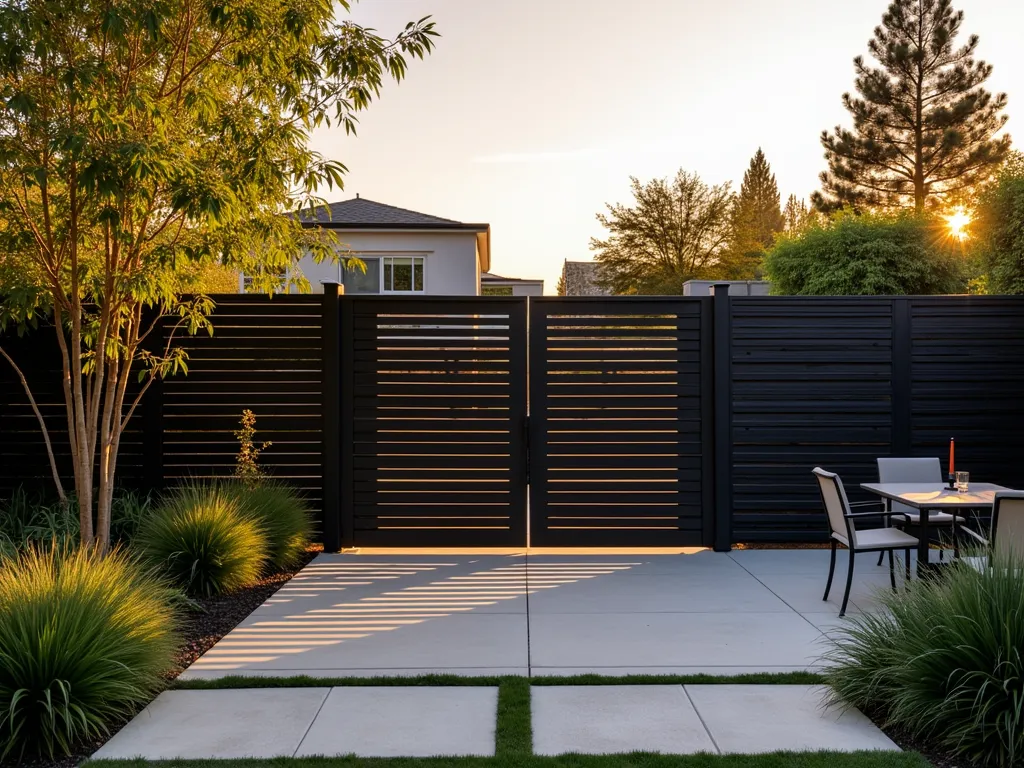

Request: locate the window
(383, 256), (425, 292)
(342, 258), (381, 294)
(482, 285), (514, 296)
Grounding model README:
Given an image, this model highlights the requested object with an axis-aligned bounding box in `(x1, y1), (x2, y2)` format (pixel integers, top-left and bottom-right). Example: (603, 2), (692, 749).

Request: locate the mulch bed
(1, 546), (320, 768)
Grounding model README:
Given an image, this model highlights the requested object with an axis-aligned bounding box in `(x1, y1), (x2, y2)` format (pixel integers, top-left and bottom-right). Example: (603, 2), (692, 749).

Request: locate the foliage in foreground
(136, 482), (267, 596)
(823, 549), (1024, 767)
(223, 480), (314, 571)
(0, 0), (437, 549)
(974, 151), (1024, 295)
(0, 544), (177, 759)
(764, 210), (967, 295)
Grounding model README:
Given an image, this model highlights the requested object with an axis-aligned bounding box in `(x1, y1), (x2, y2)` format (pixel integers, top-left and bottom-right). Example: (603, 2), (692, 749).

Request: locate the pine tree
(783, 194), (813, 232)
(814, 0), (1010, 214)
(726, 149), (784, 278)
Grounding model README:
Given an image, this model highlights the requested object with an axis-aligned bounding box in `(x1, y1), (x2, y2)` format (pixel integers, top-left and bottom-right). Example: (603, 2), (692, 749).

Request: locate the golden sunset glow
(945, 207), (972, 241)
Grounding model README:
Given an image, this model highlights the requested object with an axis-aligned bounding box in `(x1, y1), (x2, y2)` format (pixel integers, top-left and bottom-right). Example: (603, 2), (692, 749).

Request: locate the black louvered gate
(527, 298), (714, 547)
(337, 296), (528, 547)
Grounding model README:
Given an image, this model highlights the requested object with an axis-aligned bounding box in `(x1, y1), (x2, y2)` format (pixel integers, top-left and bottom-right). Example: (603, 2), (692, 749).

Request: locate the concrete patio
(94, 684), (898, 759)
(179, 548), (907, 678)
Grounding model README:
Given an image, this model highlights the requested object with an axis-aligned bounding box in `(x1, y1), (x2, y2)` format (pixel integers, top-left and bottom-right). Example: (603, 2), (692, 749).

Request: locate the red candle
(949, 438), (955, 477)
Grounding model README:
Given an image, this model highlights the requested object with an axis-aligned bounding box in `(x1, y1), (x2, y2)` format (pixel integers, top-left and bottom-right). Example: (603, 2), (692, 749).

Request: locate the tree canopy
(591, 169), (734, 295)
(0, 0), (437, 546)
(764, 210), (966, 295)
(973, 152), (1024, 294)
(814, 0), (1010, 214)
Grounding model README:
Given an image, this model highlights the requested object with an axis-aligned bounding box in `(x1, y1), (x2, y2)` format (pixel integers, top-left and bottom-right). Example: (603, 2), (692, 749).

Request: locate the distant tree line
(593, 0), (1021, 296)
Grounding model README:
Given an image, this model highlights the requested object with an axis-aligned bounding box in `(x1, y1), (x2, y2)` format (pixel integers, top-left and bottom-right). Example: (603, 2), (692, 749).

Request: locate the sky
(308, 0), (1021, 293)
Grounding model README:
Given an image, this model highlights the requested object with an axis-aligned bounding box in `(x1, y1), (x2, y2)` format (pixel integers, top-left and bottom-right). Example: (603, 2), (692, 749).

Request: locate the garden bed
(0, 547), (320, 768)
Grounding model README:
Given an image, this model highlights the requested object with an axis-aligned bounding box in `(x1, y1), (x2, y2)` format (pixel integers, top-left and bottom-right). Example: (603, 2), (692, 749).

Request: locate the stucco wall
(289, 230), (481, 295)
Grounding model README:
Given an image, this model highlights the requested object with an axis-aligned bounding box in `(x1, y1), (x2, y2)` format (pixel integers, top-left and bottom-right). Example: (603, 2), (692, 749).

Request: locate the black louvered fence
(2, 288), (1023, 549)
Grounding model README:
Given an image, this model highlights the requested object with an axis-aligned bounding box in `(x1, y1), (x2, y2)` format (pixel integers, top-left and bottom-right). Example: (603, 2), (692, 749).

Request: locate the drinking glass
(956, 471), (969, 493)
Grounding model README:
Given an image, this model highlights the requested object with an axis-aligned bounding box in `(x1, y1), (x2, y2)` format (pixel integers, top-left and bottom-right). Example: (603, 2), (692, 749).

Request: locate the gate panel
(529, 298), (712, 546)
(344, 296), (528, 546)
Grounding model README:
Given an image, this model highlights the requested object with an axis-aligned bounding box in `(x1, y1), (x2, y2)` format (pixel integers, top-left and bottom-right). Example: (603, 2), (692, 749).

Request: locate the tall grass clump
(823, 547), (1024, 767)
(0, 544), (177, 759)
(223, 480), (313, 570)
(0, 488), (77, 559)
(135, 482), (267, 596)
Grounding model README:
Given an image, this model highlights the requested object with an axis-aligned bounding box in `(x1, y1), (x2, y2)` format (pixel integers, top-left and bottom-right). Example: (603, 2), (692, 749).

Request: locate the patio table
(859, 482), (1010, 577)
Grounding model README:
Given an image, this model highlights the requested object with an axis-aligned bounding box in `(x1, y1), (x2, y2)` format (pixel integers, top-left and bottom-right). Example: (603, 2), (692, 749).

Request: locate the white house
(283, 197), (492, 295)
(481, 272), (544, 296)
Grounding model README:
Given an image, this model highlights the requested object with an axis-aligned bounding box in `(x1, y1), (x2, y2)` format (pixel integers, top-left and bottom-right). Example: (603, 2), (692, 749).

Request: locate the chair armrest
(958, 526), (989, 546)
(849, 500), (886, 508)
(844, 510), (904, 520)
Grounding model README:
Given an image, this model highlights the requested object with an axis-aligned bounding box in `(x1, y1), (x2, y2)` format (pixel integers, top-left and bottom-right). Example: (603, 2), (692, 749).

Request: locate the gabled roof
(295, 196), (491, 271)
(296, 197), (486, 230)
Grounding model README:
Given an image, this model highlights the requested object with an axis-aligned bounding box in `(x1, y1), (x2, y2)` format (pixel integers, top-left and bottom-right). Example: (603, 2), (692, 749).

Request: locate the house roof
(481, 272), (543, 284)
(296, 197), (486, 230)
(296, 196), (491, 271)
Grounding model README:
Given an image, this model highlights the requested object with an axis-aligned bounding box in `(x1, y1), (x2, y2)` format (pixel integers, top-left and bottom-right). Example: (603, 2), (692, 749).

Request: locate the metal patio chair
(957, 491), (1024, 572)
(875, 457), (965, 566)
(813, 467), (919, 617)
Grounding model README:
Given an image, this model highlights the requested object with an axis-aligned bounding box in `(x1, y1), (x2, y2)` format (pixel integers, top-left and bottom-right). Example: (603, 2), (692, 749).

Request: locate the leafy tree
(0, 0), (436, 548)
(974, 152), (1024, 294)
(764, 210), (966, 295)
(814, 0), (1010, 214)
(591, 170), (734, 295)
(726, 149), (784, 278)
(555, 270), (567, 296)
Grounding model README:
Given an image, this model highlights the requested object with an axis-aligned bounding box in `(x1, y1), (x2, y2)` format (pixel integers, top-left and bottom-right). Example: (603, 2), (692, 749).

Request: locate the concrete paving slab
(529, 612), (826, 671)
(527, 554), (746, 576)
(183, 611), (528, 677)
(532, 686), (716, 755)
(752, 571), (894, 614)
(92, 688), (328, 759)
(531, 665), (823, 677)
(686, 685), (900, 753)
(728, 549), (840, 576)
(527, 574), (791, 614)
(296, 686), (497, 757)
(258, 555), (528, 616)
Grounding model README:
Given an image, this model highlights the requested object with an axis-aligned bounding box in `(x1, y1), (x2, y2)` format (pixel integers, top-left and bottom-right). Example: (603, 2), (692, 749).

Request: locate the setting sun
(945, 207), (972, 241)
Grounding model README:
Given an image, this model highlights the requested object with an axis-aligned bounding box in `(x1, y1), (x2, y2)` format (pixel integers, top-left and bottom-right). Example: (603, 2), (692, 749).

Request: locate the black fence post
(712, 284), (733, 551)
(321, 283), (342, 551)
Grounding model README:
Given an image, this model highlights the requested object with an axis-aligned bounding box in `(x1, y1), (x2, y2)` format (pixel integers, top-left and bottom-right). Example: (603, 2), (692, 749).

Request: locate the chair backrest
(992, 491), (1024, 559)
(812, 467), (855, 545)
(877, 457), (943, 514)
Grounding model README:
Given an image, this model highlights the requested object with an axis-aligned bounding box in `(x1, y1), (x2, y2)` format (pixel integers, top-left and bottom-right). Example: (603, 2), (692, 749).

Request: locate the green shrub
(136, 482), (268, 596)
(0, 488), (77, 559)
(0, 544), (177, 759)
(223, 480), (313, 571)
(823, 548), (1024, 767)
(764, 209), (967, 295)
(109, 489), (153, 546)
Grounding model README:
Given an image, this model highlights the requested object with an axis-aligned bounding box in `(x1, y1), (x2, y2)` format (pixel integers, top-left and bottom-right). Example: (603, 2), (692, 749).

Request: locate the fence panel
(341, 296), (528, 546)
(529, 297), (713, 546)
(159, 295), (325, 505)
(909, 297), (1024, 494)
(729, 298), (895, 542)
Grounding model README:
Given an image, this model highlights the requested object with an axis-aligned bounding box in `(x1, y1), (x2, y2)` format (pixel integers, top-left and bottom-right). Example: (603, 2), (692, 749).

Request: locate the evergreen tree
(783, 194), (814, 232)
(726, 149), (784, 278)
(814, 0), (1010, 214)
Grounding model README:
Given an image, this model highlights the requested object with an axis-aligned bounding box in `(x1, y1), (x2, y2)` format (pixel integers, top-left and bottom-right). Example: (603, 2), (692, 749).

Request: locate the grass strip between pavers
(86, 676), (934, 767)
(169, 672), (827, 690)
